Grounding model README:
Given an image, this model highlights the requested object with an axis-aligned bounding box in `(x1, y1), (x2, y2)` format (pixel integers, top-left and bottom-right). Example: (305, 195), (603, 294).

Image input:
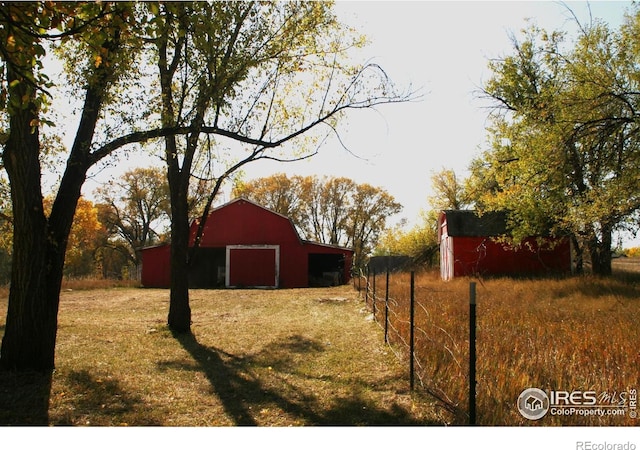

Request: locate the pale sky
(75, 1), (637, 246)
(239, 1), (638, 245)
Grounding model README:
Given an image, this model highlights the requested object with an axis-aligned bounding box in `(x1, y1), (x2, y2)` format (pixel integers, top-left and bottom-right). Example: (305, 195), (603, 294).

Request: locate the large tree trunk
(1, 49), (109, 371)
(0, 87), (84, 371)
(0, 94), (60, 372)
(587, 223), (613, 276)
(1, 136), (91, 372)
(167, 170), (192, 333)
(157, 13), (192, 334)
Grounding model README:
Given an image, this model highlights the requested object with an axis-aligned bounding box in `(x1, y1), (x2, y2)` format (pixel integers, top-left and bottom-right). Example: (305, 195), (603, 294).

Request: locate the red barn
(141, 198), (353, 288)
(437, 210), (572, 280)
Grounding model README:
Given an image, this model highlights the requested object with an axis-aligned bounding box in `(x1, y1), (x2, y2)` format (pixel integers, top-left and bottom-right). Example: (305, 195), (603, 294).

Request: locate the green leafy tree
(428, 168), (471, 211)
(0, 3), (242, 370)
(375, 213), (439, 267)
(0, 2), (142, 371)
(472, 10), (640, 275)
(146, 2), (415, 332)
(0, 0), (414, 370)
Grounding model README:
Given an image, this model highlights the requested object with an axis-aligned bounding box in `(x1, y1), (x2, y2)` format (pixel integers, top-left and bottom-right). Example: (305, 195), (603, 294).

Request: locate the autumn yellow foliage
(44, 196), (105, 277)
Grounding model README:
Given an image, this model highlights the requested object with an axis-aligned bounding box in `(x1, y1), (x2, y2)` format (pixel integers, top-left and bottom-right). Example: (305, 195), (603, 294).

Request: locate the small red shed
(141, 198), (353, 288)
(437, 210), (572, 280)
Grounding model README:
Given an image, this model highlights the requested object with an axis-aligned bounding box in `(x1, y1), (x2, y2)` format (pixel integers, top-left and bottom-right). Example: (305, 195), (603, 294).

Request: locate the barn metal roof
(142, 197), (354, 253)
(441, 210), (509, 237)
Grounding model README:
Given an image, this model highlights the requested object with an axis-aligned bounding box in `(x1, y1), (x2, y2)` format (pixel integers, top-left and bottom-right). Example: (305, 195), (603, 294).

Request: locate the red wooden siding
(438, 210), (572, 280)
(228, 246), (278, 288)
(443, 235), (571, 280)
(191, 199), (300, 247)
(140, 244), (171, 287)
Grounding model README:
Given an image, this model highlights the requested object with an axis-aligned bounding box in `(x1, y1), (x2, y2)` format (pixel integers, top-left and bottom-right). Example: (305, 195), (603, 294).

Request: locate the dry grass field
(0, 285), (442, 426)
(366, 258), (640, 426)
(1, 260), (639, 426)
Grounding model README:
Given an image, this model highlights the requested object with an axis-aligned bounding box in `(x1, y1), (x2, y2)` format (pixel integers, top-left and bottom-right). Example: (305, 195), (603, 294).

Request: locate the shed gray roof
(441, 210), (509, 237)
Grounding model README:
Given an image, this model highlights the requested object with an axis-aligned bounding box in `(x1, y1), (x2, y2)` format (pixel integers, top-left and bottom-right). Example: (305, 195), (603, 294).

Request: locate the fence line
(355, 268), (475, 423)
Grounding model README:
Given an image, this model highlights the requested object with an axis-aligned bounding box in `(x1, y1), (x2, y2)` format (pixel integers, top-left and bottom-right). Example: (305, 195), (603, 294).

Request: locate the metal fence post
(372, 270), (376, 319)
(384, 268), (389, 343)
(469, 281), (477, 425)
(409, 271), (415, 391)
(365, 267), (370, 305)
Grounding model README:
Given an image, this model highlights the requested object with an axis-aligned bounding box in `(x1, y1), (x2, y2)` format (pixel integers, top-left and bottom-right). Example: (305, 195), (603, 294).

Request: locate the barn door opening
(189, 247), (226, 288)
(226, 245), (279, 288)
(308, 253), (345, 287)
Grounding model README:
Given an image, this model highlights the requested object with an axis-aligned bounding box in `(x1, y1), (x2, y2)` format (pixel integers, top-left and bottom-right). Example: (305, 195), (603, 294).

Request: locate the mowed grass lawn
(0, 286), (442, 426)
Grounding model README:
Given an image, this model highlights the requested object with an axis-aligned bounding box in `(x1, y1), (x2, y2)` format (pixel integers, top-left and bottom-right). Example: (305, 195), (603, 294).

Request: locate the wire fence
(355, 268), (477, 424)
(354, 267), (640, 426)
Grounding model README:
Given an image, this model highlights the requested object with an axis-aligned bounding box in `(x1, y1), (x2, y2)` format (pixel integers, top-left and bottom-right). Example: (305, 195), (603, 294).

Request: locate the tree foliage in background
(93, 165), (214, 278)
(428, 169), (470, 211)
(374, 168), (470, 266)
(234, 173), (402, 269)
(43, 197), (104, 279)
(146, 1), (414, 332)
(232, 173), (309, 227)
(94, 167), (170, 268)
(470, 9), (640, 275)
(374, 213), (439, 267)
(0, 182), (107, 281)
(0, 176), (13, 283)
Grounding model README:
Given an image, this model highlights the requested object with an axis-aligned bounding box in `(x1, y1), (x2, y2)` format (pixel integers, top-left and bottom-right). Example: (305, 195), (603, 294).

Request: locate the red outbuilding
(141, 198), (353, 288)
(437, 210), (572, 280)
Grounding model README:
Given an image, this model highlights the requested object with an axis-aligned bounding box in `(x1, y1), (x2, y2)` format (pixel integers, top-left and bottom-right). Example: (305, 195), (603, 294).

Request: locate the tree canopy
(144, 1), (414, 332)
(0, 1), (414, 370)
(469, 8), (640, 275)
(234, 173), (402, 269)
(94, 167), (171, 266)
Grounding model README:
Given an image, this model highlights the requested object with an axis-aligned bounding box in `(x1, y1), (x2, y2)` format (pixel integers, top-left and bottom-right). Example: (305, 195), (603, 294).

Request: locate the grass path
(0, 285), (443, 426)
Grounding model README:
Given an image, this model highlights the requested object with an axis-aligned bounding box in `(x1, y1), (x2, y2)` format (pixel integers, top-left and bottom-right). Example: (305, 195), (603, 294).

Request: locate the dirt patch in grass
(0, 286), (442, 426)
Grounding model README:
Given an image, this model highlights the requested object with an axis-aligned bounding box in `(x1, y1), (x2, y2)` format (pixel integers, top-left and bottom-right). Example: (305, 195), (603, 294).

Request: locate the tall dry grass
(361, 266), (640, 425)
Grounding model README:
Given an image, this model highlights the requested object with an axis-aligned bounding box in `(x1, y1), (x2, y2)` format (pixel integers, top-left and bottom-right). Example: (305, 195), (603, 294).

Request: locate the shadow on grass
(53, 370), (161, 426)
(0, 369), (52, 425)
(549, 272), (640, 301)
(0, 321), (56, 425)
(168, 330), (436, 426)
(0, 368), (161, 426)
